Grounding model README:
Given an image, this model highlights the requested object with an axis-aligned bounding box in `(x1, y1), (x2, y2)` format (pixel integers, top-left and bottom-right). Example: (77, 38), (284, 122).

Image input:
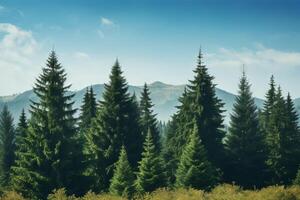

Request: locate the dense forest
(0, 50), (299, 200)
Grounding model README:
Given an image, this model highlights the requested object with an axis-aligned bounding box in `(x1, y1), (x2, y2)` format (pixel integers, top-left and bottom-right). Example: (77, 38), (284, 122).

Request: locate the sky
(0, 0), (300, 98)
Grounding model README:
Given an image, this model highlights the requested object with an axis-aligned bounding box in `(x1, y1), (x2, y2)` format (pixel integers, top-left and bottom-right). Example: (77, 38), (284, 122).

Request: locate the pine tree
(139, 83), (160, 151)
(85, 60), (143, 192)
(175, 123), (219, 190)
(135, 129), (165, 193)
(11, 51), (85, 199)
(172, 50), (225, 169)
(225, 72), (267, 188)
(109, 146), (135, 197)
(79, 87), (97, 133)
(0, 105), (15, 188)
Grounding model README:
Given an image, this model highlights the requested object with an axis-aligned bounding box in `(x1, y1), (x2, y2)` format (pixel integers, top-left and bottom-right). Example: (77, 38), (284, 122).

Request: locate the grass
(1, 184), (300, 200)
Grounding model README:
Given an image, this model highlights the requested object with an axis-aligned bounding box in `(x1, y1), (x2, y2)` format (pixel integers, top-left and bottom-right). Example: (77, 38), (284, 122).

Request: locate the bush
(1, 185), (300, 200)
(0, 191), (25, 200)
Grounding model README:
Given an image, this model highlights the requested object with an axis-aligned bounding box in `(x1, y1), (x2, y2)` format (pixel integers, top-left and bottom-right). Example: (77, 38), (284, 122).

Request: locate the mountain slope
(0, 81), (288, 124)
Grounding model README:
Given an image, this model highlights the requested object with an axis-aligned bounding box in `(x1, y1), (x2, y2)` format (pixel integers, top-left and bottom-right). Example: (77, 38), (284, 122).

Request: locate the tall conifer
(226, 72), (267, 188)
(11, 51), (84, 199)
(172, 50), (225, 169)
(79, 87), (97, 133)
(85, 60), (143, 192)
(0, 105), (15, 188)
(139, 83), (160, 151)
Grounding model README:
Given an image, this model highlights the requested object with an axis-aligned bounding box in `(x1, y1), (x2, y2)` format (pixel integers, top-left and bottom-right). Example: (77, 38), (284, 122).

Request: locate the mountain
(0, 81), (298, 124)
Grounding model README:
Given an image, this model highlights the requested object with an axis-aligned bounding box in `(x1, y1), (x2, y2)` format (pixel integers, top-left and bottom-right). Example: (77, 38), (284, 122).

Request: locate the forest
(0, 50), (299, 200)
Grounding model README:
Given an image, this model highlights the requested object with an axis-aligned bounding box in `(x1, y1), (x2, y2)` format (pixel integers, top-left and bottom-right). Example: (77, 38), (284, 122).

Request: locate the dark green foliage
(11, 51), (84, 199)
(79, 87), (97, 133)
(0, 105), (15, 188)
(265, 87), (286, 184)
(225, 72), (267, 188)
(109, 146), (135, 197)
(175, 123), (219, 190)
(85, 60), (143, 192)
(171, 50), (225, 170)
(139, 83), (160, 151)
(15, 109), (28, 153)
(260, 75), (276, 133)
(283, 93), (300, 183)
(161, 119), (178, 186)
(135, 130), (165, 193)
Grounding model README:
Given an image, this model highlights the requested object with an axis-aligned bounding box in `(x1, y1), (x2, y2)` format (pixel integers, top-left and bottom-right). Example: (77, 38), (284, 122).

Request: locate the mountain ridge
(1, 82), (299, 124)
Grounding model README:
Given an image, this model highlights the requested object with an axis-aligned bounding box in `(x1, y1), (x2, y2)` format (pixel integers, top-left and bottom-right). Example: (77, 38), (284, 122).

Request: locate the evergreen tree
(85, 60), (143, 192)
(11, 51), (85, 199)
(265, 87), (287, 184)
(135, 129), (165, 193)
(15, 109), (28, 152)
(139, 83), (160, 151)
(161, 119), (178, 186)
(282, 93), (300, 183)
(225, 72), (267, 188)
(172, 50), (225, 169)
(260, 75), (276, 135)
(175, 123), (219, 190)
(109, 146), (135, 197)
(0, 105), (15, 188)
(79, 87), (97, 133)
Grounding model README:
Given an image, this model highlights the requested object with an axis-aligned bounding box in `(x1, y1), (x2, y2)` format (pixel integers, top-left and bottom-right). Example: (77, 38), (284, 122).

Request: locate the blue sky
(0, 0), (300, 98)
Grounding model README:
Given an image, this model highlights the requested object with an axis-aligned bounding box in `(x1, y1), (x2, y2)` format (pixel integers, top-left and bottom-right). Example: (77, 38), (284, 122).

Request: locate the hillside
(1, 81), (299, 124)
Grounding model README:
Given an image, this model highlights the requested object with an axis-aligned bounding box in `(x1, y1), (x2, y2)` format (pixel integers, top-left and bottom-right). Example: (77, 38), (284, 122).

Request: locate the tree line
(0, 50), (299, 199)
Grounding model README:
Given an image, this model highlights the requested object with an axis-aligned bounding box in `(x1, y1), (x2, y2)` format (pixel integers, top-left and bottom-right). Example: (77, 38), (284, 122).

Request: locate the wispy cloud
(205, 44), (300, 97)
(74, 52), (90, 59)
(100, 17), (114, 26)
(97, 29), (105, 38)
(0, 23), (41, 95)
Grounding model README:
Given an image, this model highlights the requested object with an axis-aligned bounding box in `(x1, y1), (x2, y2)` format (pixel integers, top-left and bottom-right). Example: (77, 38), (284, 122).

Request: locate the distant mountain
(0, 81), (298, 124)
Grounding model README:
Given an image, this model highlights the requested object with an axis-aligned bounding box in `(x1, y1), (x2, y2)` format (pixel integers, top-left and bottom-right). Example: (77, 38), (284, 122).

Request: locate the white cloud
(205, 44), (300, 98)
(100, 17), (114, 26)
(0, 23), (41, 95)
(74, 52), (90, 59)
(0, 23), (38, 65)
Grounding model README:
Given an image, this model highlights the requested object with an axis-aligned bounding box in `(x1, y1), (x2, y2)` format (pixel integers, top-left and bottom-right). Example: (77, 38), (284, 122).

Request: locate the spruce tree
(79, 87), (97, 133)
(109, 146), (135, 197)
(161, 119), (178, 186)
(172, 50), (225, 169)
(139, 83), (160, 151)
(260, 75), (276, 135)
(175, 123), (219, 190)
(135, 129), (165, 193)
(265, 87), (287, 184)
(11, 51), (85, 199)
(85, 60), (143, 192)
(15, 109), (28, 152)
(0, 105), (15, 188)
(225, 72), (267, 188)
(282, 93), (300, 183)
